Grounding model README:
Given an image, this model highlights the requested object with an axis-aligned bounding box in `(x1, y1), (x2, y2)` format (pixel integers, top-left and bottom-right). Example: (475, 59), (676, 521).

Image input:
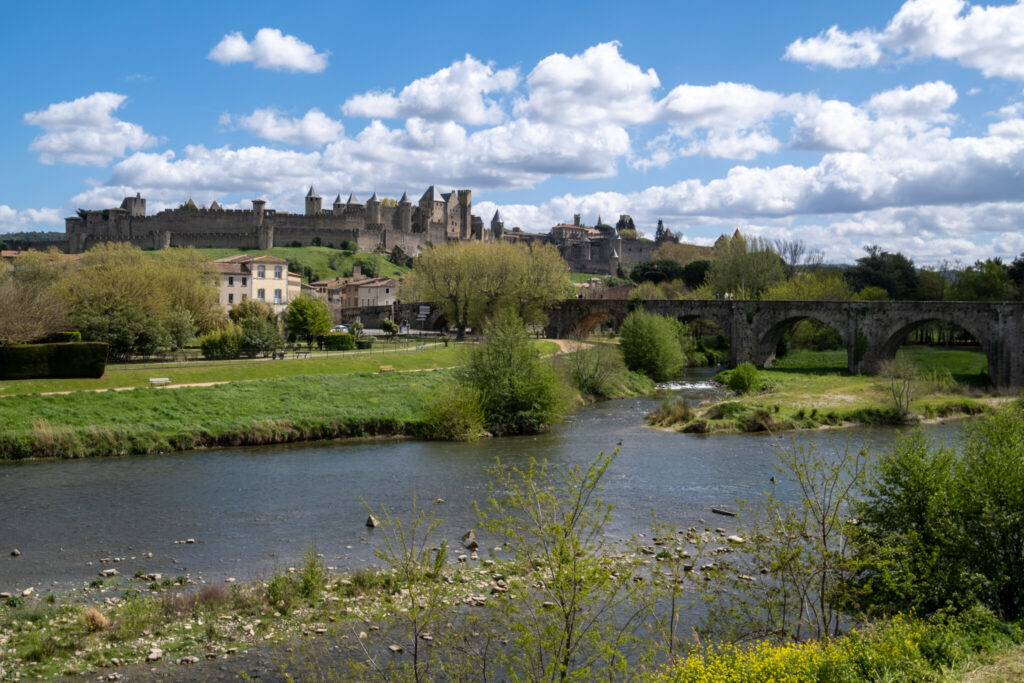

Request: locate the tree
(381, 318), (399, 339)
(239, 316), (283, 357)
(844, 245), (918, 300)
(680, 260), (711, 289)
(228, 298), (277, 324)
(615, 215), (636, 233)
(618, 309), (687, 381)
(0, 249), (69, 344)
(952, 258), (1017, 301)
(762, 269), (855, 301)
(629, 259), (687, 284)
(774, 238), (824, 279)
(707, 232), (785, 299)
(400, 241), (573, 338)
(285, 296), (331, 346)
(915, 268), (950, 301)
(457, 311), (568, 435)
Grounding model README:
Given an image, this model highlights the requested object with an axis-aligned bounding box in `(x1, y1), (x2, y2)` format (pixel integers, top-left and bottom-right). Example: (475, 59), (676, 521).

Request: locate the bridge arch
(873, 316), (992, 383)
(754, 314), (851, 367)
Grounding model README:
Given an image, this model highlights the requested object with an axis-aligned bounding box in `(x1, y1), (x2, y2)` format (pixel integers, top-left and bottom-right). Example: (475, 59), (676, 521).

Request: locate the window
(228, 276), (234, 286)
(257, 288), (265, 301)
(274, 266), (283, 279)
(241, 276), (247, 286)
(274, 289), (282, 304)
(228, 293), (234, 304)
(257, 265), (266, 278)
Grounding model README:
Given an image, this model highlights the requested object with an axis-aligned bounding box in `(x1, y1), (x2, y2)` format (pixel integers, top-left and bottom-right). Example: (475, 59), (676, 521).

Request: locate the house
(214, 255), (302, 314)
(349, 276), (399, 308)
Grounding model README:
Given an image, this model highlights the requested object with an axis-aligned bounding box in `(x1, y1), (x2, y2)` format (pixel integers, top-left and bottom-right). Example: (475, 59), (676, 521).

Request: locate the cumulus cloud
(23, 92), (157, 166)
(224, 108), (343, 147)
(0, 205), (64, 233)
(343, 56), (518, 125)
(785, 0), (1024, 80)
(207, 28), (328, 73)
(515, 41), (661, 125)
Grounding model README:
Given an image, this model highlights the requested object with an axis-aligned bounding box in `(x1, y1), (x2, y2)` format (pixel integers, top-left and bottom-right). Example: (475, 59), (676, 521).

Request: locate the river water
(0, 369), (965, 595)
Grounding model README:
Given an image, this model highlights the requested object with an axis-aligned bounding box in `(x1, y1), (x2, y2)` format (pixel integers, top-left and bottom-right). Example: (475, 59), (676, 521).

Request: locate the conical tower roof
(306, 185), (319, 198)
(347, 192), (359, 204)
(368, 191), (379, 202)
(333, 193), (342, 205)
(399, 191), (409, 203)
(491, 209), (502, 222)
(209, 200), (222, 211)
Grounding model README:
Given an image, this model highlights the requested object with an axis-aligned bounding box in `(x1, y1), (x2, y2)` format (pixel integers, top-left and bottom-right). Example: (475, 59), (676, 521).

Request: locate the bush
(323, 332), (356, 350)
(618, 309), (686, 381)
(418, 386), (486, 440)
(725, 362), (759, 394)
(0, 342), (108, 379)
(355, 338), (373, 350)
(565, 341), (629, 397)
(198, 324), (243, 359)
(239, 316), (282, 357)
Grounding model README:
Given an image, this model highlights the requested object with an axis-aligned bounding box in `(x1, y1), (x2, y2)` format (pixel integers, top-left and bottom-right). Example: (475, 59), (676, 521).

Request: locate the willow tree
(400, 241), (573, 336)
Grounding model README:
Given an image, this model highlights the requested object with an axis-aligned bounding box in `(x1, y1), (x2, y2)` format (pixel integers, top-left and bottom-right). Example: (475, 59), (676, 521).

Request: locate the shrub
(418, 386), (485, 440)
(355, 338), (373, 350)
(618, 309), (686, 381)
(239, 316), (282, 357)
(646, 397), (695, 427)
(565, 341), (629, 397)
(726, 362), (759, 394)
(323, 332), (356, 350)
(0, 342), (108, 379)
(198, 324), (243, 359)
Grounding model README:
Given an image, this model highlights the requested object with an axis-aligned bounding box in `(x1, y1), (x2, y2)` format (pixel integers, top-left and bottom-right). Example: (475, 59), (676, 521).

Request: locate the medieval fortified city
(5, 2), (1024, 681)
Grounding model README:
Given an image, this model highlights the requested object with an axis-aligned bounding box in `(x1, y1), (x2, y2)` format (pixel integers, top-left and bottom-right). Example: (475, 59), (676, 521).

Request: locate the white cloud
(225, 108), (343, 147)
(0, 205), (64, 233)
(785, 0), (1024, 80)
(515, 42), (661, 125)
(23, 92), (157, 166)
(207, 28), (328, 73)
(343, 56), (518, 125)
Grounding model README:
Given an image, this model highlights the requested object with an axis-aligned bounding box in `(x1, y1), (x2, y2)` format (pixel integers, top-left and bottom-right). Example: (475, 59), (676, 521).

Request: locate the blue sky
(3, 0), (1024, 264)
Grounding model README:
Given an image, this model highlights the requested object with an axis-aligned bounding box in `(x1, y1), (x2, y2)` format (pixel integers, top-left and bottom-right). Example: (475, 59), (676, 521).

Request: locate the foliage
(655, 608), (1021, 683)
(707, 233), (785, 299)
(352, 253), (378, 278)
(285, 296), (331, 346)
(457, 311), (568, 435)
(564, 338), (630, 397)
(322, 332), (355, 350)
(762, 269), (855, 301)
(876, 355), (920, 417)
(726, 362), (759, 394)
(630, 259), (688, 284)
(0, 249), (69, 344)
(163, 308), (195, 350)
(198, 323), (243, 360)
(348, 320), (364, 338)
(618, 309), (687, 381)
(228, 298), (277, 324)
(476, 451), (643, 681)
(400, 241), (573, 336)
(953, 258), (1018, 301)
(418, 385), (486, 440)
(915, 268), (950, 300)
(74, 307), (172, 361)
(853, 285), (890, 301)
(852, 407), (1024, 619)
(844, 245), (918, 300)
(0, 343), (107, 380)
(239, 316), (282, 356)
(680, 259), (711, 289)
(381, 319), (399, 339)
(774, 238), (824, 278)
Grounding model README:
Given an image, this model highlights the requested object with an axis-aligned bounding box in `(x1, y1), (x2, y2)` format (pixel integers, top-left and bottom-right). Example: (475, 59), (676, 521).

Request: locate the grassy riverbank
(649, 347), (997, 434)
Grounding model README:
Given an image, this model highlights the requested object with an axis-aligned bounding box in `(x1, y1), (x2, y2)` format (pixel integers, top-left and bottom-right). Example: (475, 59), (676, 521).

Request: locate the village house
(214, 254), (302, 314)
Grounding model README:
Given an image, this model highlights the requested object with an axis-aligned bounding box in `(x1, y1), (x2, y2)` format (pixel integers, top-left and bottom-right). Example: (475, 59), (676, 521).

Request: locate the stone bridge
(544, 299), (1024, 390)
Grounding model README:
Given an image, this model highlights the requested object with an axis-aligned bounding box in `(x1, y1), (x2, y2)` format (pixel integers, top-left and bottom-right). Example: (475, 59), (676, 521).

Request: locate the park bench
(294, 351), (310, 359)
(149, 378), (171, 387)
(378, 365), (395, 373)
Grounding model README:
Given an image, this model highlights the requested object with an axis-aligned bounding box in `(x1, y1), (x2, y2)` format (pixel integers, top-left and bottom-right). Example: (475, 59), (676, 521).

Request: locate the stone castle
(64, 186), (658, 275)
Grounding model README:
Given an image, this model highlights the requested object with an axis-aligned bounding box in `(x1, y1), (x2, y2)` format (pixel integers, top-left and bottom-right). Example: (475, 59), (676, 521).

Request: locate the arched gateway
(543, 299), (1024, 390)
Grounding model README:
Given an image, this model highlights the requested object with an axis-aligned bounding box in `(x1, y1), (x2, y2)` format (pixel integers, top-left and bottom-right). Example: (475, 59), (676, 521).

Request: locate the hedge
(323, 332), (356, 350)
(0, 342), (108, 380)
(356, 338), (374, 350)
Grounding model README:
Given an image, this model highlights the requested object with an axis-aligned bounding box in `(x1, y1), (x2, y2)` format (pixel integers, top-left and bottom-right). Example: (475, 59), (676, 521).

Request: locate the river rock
(726, 535), (746, 544)
(99, 568), (119, 577)
(178, 655), (200, 665)
(388, 644), (403, 654)
(457, 554), (467, 564)
(366, 515), (380, 528)
(146, 647), (163, 662)
(10, 549), (20, 557)
(21, 587), (34, 597)
(461, 530), (479, 551)
(0, 592), (10, 599)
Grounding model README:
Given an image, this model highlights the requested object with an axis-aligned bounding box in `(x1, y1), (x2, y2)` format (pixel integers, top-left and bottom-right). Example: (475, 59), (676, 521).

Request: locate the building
(214, 255), (302, 314)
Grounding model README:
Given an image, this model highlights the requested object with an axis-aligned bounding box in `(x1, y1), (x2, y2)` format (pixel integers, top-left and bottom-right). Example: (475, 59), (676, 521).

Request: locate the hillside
(159, 246), (410, 282)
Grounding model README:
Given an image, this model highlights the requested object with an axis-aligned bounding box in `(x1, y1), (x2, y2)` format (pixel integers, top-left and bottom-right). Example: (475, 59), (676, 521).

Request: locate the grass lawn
(0, 341), (559, 396)
(151, 245), (410, 282)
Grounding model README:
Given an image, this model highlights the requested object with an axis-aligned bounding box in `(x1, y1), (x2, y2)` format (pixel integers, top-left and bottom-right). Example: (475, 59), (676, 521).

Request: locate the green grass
(570, 272), (611, 283)
(0, 341), (558, 396)
(153, 245), (410, 282)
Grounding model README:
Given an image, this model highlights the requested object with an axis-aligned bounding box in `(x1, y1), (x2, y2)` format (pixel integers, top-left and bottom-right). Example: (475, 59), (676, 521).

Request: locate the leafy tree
(952, 258), (1017, 301)
(618, 309), (687, 381)
(762, 269), (855, 301)
(615, 214), (636, 233)
(629, 259), (687, 284)
(400, 241), (573, 338)
(0, 249), (69, 344)
(228, 298), (277, 324)
(457, 311), (567, 435)
(381, 319), (399, 339)
(353, 253), (378, 278)
(164, 308), (195, 350)
(844, 245), (918, 300)
(199, 323), (243, 359)
(707, 232), (785, 299)
(285, 296), (331, 347)
(854, 286), (890, 301)
(239, 316), (283, 357)
(914, 268), (950, 300)
(774, 238), (824, 278)
(680, 259), (711, 289)
(1009, 253), (1024, 297)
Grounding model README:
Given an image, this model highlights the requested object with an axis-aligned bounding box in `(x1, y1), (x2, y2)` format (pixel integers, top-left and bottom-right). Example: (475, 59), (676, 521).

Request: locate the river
(0, 368), (966, 596)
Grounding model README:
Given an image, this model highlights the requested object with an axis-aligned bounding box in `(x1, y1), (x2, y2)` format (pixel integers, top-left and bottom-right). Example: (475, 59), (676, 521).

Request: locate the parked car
(331, 324), (350, 333)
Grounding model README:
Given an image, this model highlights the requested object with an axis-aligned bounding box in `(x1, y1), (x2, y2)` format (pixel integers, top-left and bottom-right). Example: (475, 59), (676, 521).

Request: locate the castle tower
(305, 186), (322, 216)
(490, 209), (504, 240)
(457, 189), (472, 239)
(366, 191), (381, 224)
(333, 194), (343, 216)
(397, 191), (412, 232)
(252, 199), (266, 226)
(120, 192), (146, 217)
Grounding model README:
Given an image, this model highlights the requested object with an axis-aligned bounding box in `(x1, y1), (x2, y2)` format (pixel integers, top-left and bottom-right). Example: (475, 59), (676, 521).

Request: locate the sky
(3, 0), (1024, 264)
